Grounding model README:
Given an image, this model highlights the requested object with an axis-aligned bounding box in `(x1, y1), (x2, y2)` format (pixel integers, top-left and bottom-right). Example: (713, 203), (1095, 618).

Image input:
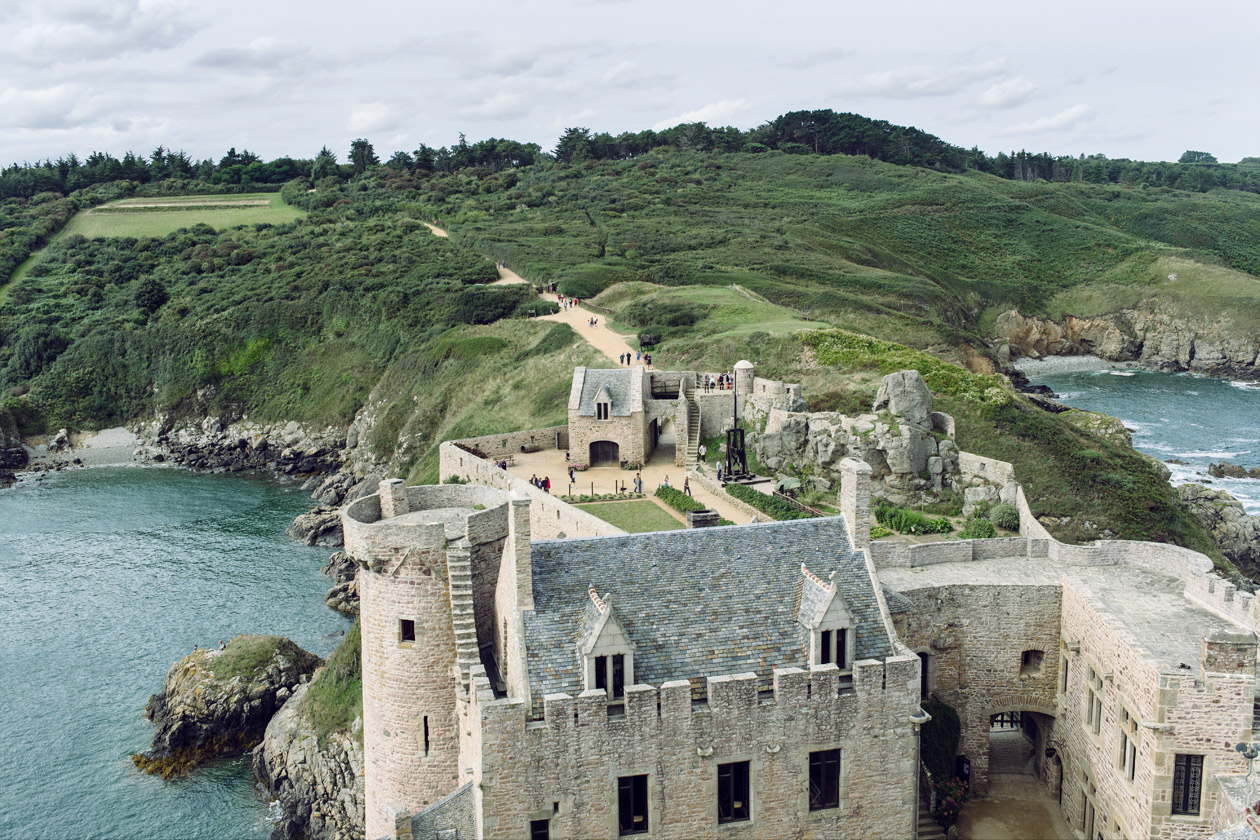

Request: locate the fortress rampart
(439, 441), (625, 540)
(463, 655), (921, 840)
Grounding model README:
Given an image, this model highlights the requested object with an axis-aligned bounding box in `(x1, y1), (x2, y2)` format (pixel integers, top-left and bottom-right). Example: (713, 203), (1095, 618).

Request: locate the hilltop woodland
(4, 110), (1260, 572)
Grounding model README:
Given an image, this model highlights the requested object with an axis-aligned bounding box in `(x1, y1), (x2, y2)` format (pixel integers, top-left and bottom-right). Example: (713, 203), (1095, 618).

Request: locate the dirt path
(424, 223), (646, 368)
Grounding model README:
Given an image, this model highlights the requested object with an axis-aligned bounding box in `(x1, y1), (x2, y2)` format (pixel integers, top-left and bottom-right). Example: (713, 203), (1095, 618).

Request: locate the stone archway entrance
(590, 440), (620, 466)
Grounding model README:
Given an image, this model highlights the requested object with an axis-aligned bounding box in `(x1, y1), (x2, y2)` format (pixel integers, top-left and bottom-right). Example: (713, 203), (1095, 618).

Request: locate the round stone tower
(343, 478), (509, 839)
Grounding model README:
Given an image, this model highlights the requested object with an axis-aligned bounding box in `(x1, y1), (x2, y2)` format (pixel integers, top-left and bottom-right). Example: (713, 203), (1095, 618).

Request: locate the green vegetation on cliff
(300, 621), (361, 743)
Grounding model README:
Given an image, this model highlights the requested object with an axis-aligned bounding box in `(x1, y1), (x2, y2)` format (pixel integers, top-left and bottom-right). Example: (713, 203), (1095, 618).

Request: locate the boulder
(873, 370), (933, 430)
(1209, 461), (1260, 480)
(48, 428), (70, 452)
(0, 410), (29, 471)
(321, 551), (359, 616)
(132, 636), (322, 778)
(287, 506), (344, 547)
(1177, 484), (1260, 576)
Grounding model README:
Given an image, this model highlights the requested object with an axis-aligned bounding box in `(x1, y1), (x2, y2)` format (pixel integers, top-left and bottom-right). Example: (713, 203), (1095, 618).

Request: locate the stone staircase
(446, 543), (480, 691)
(917, 798), (946, 840)
(683, 380), (701, 468)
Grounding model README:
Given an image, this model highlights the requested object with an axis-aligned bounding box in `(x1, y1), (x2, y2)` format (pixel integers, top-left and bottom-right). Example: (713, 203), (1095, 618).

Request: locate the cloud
(10, 0), (202, 65)
(460, 92), (533, 121)
(348, 102), (404, 135)
(979, 76), (1036, 109)
(839, 59), (1007, 99)
(603, 60), (637, 87)
(0, 84), (95, 131)
(1008, 104), (1092, 134)
(652, 99), (751, 131)
(194, 37), (311, 72)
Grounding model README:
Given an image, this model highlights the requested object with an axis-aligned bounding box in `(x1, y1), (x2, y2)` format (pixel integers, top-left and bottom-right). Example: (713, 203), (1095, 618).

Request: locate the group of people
(529, 474), (552, 493)
(587, 315), (599, 327)
(493, 459), (510, 470)
(703, 373), (733, 392)
(618, 352), (650, 366)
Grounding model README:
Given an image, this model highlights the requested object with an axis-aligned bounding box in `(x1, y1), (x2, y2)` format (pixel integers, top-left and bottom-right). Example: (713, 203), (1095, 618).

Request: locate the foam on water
(1027, 368), (1260, 515)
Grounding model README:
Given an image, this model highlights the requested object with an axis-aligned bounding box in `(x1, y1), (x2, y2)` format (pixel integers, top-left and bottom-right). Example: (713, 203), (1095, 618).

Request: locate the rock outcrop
(137, 414), (344, 478)
(322, 551), (359, 616)
(757, 370), (960, 503)
(995, 305), (1260, 380)
(288, 506), (345, 548)
(1209, 462), (1260, 480)
(132, 635), (322, 778)
(253, 683), (365, 840)
(1178, 484), (1260, 577)
(0, 410), (27, 487)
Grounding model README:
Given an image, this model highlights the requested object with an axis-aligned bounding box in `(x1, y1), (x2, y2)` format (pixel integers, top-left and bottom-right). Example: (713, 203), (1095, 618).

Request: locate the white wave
(1107, 370), (1136, 377)
(1171, 451), (1241, 459)
(1228, 380), (1260, 390)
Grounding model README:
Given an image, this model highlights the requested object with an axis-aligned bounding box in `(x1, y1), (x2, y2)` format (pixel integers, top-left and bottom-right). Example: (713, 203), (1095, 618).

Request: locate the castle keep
(349, 363), (1260, 840)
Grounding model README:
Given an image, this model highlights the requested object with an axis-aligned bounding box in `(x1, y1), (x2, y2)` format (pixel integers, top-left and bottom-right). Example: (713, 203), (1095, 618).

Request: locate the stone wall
(871, 537), (1047, 569)
(466, 656), (921, 840)
(411, 782), (475, 840)
(892, 583), (1062, 797)
(569, 412), (649, 469)
(451, 426), (568, 459)
(440, 441), (625, 541)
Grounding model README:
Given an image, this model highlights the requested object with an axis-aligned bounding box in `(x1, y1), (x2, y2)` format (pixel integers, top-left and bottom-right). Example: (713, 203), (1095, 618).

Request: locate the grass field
(575, 499), (684, 532)
(61, 192), (304, 238)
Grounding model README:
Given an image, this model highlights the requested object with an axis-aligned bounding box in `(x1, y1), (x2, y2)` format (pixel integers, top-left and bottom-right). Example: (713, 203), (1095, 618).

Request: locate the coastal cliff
(133, 636), (321, 778)
(995, 304), (1260, 380)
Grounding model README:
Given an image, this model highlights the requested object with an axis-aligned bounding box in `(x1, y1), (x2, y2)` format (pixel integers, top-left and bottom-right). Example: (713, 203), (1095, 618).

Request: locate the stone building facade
(350, 366), (1260, 840)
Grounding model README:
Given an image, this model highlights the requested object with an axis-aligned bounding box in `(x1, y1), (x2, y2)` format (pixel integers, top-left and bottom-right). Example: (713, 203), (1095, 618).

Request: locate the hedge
(725, 483), (812, 520)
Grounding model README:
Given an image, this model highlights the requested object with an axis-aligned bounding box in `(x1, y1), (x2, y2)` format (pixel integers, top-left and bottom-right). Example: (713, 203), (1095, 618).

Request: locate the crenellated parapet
(465, 656), (920, 839)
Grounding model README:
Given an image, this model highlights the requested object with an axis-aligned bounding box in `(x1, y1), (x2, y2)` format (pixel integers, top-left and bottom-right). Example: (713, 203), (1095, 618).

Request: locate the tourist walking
(569, 466), (576, 484)
(662, 475), (670, 488)
(543, 476), (551, 493)
(683, 477), (692, 497)
(633, 472), (642, 494)
(717, 461), (724, 481)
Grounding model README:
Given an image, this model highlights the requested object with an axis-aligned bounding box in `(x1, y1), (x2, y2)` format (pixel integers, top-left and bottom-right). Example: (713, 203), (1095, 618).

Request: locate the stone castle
(346, 362), (1260, 840)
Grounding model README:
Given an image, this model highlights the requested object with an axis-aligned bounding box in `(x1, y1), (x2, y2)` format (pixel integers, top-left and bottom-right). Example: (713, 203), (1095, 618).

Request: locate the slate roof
(881, 585), (915, 615)
(797, 567), (832, 627)
(576, 368), (634, 416)
(522, 517), (894, 704)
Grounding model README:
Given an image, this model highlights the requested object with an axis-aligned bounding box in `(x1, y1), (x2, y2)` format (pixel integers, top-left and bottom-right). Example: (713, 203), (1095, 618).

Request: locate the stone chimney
(508, 488), (534, 610)
(379, 478), (409, 519)
(839, 458), (871, 553)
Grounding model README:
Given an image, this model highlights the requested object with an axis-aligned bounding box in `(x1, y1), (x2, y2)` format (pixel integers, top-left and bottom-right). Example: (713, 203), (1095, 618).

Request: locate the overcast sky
(2, 0), (1257, 167)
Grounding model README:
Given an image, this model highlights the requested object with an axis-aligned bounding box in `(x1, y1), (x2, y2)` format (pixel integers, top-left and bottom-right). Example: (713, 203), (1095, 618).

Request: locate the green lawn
(575, 499), (684, 532)
(61, 192), (304, 238)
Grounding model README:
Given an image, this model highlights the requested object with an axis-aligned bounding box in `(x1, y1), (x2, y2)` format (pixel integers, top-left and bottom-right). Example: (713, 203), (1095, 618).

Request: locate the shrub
(959, 517), (997, 539)
(990, 502), (1021, 531)
(300, 621), (362, 744)
(874, 502), (952, 535)
(920, 700), (961, 781)
(725, 482), (812, 520)
(933, 776), (970, 827)
(656, 484), (706, 514)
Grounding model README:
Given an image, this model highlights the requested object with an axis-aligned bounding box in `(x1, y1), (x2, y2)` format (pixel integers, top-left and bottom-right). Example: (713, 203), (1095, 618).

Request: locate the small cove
(0, 466), (349, 840)
(1022, 359), (1260, 515)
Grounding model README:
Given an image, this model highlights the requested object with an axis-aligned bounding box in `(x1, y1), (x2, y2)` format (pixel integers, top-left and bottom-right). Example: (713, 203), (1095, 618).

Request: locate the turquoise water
(1026, 365), (1260, 515)
(0, 467), (350, 840)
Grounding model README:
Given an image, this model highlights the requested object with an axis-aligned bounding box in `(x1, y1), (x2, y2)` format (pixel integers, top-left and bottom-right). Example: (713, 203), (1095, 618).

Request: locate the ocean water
(0, 467), (350, 840)
(1023, 361), (1260, 515)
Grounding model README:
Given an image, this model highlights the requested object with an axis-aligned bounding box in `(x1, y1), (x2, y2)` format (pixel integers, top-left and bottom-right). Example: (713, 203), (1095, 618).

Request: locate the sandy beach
(25, 427), (147, 469)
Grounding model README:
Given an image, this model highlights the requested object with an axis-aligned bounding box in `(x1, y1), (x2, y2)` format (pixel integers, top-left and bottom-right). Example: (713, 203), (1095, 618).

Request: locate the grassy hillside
(416, 149), (1260, 355)
(60, 193), (304, 238)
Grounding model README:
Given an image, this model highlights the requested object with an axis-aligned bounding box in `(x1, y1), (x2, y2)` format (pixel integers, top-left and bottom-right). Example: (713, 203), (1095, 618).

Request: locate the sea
(1020, 357), (1260, 515)
(0, 466), (350, 840)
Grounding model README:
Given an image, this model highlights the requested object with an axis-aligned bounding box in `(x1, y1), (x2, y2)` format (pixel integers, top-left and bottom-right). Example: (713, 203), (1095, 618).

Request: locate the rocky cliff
(757, 370), (960, 503)
(136, 413), (344, 477)
(0, 408), (28, 486)
(133, 635), (322, 778)
(253, 683), (365, 840)
(994, 304), (1260, 379)
(1178, 484), (1260, 579)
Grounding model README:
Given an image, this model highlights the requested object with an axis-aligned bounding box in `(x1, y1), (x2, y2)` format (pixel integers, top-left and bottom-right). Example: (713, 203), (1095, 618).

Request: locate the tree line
(4, 109), (1258, 202)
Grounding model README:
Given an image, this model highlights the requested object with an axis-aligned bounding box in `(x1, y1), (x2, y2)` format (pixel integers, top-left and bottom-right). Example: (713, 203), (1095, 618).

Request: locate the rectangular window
(717, 761), (751, 823)
(1084, 666), (1103, 735)
(1081, 773), (1097, 837)
(611, 653), (625, 699)
(423, 716), (430, 755)
(1172, 754), (1203, 815)
(595, 656), (607, 692)
(1060, 655), (1069, 694)
(597, 403), (610, 420)
(400, 618), (415, 643)
(529, 819), (549, 840)
(1118, 707), (1138, 783)
(820, 630), (832, 665)
(618, 775), (648, 835)
(809, 750), (840, 811)
(835, 629), (847, 669)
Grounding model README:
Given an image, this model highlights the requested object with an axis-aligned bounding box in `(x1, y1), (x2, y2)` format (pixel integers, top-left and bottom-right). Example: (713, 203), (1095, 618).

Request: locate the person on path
(569, 467), (576, 484)
(683, 477), (692, 497)
(662, 474), (670, 488)
(530, 474), (539, 487)
(698, 443), (706, 460)
(717, 461), (724, 481)
(633, 472), (642, 494)
(636, 351), (640, 362)
(543, 476), (551, 493)
(219, 640), (225, 651)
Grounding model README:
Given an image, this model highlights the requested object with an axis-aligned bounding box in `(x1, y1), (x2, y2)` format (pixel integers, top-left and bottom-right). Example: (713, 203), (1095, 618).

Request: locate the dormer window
(596, 401), (610, 420)
(581, 587), (635, 699)
(799, 565), (856, 671)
